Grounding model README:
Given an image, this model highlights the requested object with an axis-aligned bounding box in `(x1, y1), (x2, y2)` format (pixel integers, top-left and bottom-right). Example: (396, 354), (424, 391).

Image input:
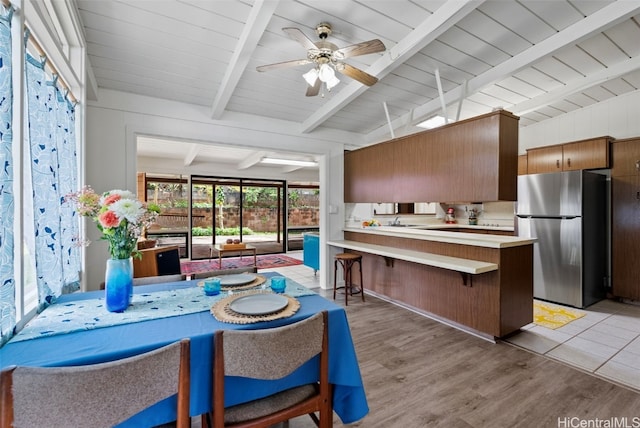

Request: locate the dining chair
(132, 273), (186, 286)
(0, 338), (191, 428)
(191, 266), (258, 279)
(203, 311), (332, 428)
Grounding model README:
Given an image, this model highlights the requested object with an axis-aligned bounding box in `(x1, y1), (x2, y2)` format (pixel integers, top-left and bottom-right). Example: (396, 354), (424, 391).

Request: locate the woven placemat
(197, 274), (267, 291)
(211, 290), (300, 324)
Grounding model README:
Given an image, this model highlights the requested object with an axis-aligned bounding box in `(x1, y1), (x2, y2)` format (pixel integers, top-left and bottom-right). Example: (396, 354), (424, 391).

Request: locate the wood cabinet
(525, 137), (611, 174)
(343, 231), (533, 338)
(344, 110), (519, 202)
(611, 137), (640, 176)
(517, 155), (528, 175)
(344, 141), (396, 202)
(526, 145), (563, 173)
(611, 138), (640, 300)
(562, 137), (610, 170)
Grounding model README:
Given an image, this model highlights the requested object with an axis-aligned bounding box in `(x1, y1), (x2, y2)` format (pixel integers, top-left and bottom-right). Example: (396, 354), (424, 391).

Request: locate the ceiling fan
(256, 23), (386, 96)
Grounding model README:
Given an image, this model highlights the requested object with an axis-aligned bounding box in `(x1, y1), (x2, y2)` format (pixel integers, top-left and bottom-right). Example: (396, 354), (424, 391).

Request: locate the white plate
(217, 273), (257, 286)
(229, 294), (288, 316)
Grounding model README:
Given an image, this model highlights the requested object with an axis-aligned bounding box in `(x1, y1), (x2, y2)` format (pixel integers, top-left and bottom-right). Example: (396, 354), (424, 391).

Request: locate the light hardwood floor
(305, 293), (640, 427)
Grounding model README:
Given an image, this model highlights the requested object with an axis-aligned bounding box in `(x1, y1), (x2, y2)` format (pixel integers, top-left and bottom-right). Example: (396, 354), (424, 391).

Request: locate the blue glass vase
(105, 257), (133, 312)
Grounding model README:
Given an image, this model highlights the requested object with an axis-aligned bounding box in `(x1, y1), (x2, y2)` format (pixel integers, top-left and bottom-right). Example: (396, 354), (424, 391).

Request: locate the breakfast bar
(331, 226), (535, 340)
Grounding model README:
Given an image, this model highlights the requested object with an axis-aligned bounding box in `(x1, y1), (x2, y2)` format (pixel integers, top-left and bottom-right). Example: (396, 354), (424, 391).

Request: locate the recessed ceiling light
(417, 115), (447, 129)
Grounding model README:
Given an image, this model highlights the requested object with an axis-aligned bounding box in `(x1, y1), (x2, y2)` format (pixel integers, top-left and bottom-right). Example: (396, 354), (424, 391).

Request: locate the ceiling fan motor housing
(315, 22), (332, 39)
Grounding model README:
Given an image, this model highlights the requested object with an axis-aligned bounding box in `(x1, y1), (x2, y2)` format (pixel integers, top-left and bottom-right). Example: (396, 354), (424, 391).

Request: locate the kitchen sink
(387, 224), (419, 227)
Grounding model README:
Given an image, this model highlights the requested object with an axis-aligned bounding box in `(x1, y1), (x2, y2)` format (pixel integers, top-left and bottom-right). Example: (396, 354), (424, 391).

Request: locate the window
(1, 1), (83, 344)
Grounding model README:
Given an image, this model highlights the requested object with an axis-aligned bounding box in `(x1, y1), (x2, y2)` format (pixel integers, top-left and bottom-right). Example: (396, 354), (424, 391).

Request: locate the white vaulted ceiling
(73, 0), (640, 171)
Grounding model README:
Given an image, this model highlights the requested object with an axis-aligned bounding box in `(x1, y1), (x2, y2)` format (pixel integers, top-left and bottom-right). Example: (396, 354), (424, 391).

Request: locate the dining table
(0, 272), (369, 427)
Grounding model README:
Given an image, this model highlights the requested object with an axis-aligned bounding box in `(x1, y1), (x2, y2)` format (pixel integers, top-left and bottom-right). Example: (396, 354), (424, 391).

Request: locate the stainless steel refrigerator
(516, 170), (607, 308)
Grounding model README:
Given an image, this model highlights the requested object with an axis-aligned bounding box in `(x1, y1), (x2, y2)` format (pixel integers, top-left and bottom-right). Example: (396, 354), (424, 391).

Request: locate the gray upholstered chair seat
(224, 384), (317, 424)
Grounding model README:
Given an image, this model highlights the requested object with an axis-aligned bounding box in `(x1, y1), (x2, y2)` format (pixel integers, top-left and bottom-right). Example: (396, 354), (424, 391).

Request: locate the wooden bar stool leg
(345, 260), (350, 306)
(358, 259), (365, 302)
(333, 259), (338, 301)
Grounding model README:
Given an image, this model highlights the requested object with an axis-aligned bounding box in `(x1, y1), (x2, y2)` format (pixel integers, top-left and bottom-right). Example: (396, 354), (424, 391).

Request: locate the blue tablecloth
(0, 274), (369, 426)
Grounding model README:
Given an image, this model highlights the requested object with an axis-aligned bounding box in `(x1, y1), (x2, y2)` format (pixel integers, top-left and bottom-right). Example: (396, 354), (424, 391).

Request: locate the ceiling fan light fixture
(302, 68), (319, 86)
(325, 74), (340, 90)
(318, 63), (335, 82)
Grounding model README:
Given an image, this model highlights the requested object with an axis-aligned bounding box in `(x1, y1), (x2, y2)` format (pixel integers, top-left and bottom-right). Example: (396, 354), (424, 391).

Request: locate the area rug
(180, 254), (302, 275)
(534, 301), (585, 329)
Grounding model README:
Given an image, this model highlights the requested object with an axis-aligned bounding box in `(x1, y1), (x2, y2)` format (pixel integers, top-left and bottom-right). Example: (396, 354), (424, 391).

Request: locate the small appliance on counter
(445, 207), (456, 224)
(467, 207), (480, 225)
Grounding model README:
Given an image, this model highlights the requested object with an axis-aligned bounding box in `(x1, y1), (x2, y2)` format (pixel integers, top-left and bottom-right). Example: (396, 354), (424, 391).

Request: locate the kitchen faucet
(391, 216), (400, 225)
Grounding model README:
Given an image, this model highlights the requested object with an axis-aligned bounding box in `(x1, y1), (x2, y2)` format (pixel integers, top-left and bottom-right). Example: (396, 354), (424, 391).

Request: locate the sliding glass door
(241, 180), (285, 252)
(190, 176), (286, 260)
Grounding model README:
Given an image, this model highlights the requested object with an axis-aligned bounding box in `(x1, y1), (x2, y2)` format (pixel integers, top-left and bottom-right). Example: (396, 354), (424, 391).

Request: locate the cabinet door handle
(556, 159), (560, 168)
(567, 158), (571, 167)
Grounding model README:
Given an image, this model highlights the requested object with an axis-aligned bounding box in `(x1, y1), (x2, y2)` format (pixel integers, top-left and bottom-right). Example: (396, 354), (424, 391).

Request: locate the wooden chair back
(207, 311), (331, 428)
(0, 339), (191, 428)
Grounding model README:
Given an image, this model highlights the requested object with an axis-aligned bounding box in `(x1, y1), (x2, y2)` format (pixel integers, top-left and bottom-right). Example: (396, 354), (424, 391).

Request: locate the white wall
(84, 89), (357, 290)
(519, 89), (640, 152)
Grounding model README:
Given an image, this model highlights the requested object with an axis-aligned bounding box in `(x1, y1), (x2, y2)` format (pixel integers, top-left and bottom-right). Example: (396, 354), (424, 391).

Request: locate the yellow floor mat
(534, 301), (585, 329)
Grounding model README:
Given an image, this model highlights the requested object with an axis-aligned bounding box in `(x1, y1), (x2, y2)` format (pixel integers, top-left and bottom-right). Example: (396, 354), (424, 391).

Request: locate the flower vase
(105, 257), (133, 312)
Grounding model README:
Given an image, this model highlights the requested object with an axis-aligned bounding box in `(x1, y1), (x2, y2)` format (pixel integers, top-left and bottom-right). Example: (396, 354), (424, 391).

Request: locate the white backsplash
(345, 201), (516, 228)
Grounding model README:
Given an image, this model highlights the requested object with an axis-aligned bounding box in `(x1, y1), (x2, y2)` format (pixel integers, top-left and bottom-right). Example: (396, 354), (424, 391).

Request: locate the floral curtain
(25, 51), (79, 307)
(0, 5), (14, 346)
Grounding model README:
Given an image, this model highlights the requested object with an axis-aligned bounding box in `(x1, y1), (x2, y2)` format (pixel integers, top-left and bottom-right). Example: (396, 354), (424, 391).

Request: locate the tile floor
(506, 298), (640, 392)
(268, 252), (640, 393)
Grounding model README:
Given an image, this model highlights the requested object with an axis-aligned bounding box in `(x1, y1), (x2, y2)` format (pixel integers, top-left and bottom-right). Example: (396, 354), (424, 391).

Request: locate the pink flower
(98, 210), (120, 228)
(66, 186), (160, 260)
(102, 194), (121, 206)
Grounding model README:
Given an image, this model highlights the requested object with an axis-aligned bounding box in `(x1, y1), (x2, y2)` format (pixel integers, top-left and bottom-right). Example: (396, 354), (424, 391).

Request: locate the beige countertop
(328, 239), (499, 274)
(343, 225), (534, 248)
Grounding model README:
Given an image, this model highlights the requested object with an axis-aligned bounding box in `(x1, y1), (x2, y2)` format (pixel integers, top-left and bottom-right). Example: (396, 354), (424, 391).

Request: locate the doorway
(190, 176), (287, 260)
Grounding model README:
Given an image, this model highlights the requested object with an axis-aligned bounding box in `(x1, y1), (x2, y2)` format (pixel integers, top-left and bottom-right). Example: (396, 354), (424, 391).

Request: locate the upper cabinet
(344, 110), (520, 203)
(524, 137), (611, 174)
(344, 141), (396, 202)
(517, 155), (528, 175)
(526, 145), (563, 174)
(611, 137), (640, 177)
(562, 137), (611, 170)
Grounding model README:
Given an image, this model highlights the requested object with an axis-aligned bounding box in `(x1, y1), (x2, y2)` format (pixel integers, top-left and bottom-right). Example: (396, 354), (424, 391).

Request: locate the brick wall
(159, 207), (318, 232)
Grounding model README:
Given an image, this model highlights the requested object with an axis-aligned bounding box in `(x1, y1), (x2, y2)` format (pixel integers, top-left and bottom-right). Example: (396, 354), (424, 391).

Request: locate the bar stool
(333, 253), (364, 306)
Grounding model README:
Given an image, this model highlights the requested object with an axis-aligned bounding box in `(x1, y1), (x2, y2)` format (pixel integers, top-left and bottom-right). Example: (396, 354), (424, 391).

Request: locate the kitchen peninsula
(329, 226), (535, 340)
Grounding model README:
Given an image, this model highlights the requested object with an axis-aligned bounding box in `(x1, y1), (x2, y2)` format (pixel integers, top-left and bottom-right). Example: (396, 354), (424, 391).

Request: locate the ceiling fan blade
(282, 27), (318, 51)
(337, 63), (378, 86)
(256, 59), (312, 72)
(334, 39), (386, 59)
(306, 79), (321, 97)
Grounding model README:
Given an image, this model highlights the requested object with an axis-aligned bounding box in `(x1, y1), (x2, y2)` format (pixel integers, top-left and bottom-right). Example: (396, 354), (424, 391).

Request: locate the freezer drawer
(518, 217), (583, 307)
